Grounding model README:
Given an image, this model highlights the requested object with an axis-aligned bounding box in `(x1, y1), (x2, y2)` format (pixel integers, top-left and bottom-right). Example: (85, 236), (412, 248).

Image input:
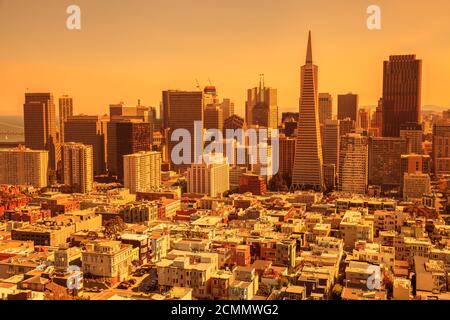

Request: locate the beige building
(0, 146), (48, 188)
(82, 240), (133, 283)
(339, 210), (374, 250)
(186, 153), (229, 197)
(123, 151), (161, 194)
(339, 133), (368, 194)
(156, 250), (219, 299)
(61, 142), (93, 194)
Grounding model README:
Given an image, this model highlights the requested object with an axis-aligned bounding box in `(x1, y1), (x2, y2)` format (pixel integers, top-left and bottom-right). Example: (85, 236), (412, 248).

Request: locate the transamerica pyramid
(291, 31), (324, 191)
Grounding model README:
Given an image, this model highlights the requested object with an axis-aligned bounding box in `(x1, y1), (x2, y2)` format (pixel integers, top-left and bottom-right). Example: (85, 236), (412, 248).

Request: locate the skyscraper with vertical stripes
(292, 31), (324, 191)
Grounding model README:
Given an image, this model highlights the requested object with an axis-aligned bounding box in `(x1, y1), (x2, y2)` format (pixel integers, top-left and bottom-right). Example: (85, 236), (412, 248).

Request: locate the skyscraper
(221, 98), (235, 121)
(318, 93), (333, 125)
(0, 146), (48, 188)
(123, 151), (162, 194)
(61, 142), (93, 194)
(23, 93), (58, 170)
(162, 91), (204, 172)
(107, 120), (152, 178)
(279, 135), (296, 178)
(370, 99), (383, 137)
(322, 119), (340, 170)
(357, 108), (370, 131)
(432, 123), (450, 176)
(338, 93), (358, 122)
(292, 31), (324, 191)
(339, 133), (368, 194)
(382, 55), (422, 137)
(58, 95), (73, 143)
(245, 75), (278, 129)
(204, 105), (223, 132)
(65, 115), (109, 175)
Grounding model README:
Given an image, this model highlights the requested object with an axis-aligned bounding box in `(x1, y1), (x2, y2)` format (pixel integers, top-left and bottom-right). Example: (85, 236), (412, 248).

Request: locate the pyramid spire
(305, 30), (313, 64)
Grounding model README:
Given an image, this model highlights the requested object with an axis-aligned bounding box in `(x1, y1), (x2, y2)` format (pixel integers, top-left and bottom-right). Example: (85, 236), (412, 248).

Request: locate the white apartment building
(123, 151), (161, 194)
(186, 153), (230, 197)
(0, 146), (48, 188)
(61, 142), (93, 193)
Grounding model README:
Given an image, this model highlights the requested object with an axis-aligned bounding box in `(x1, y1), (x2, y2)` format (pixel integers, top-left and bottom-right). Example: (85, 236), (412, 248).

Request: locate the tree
(104, 217), (126, 239)
(331, 284), (343, 300)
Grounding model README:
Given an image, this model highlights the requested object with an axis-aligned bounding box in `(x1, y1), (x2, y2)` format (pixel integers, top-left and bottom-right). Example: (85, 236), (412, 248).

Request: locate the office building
(64, 115), (108, 175)
(357, 108), (370, 130)
(162, 91), (204, 171)
(432, 123), (450, 176)
(322, 119), (340, 170)
(58, 95), (73, 143)
(318, 93), (333, 125)
(400, 122), (423, 154)
(382, 55), (422, 137)
(279, 135), (296, 177)
(245, 75), (278, 128)
(107, 120), (152, 178)
(338, 93), (358, 122)
(403, 173), (431, 200)
(204, 105), (223, 132)
(221, 98), (235, 120)
(369, 137), (407, 190)
(401, 154), (431, 175)
(23, 92), (58, 170)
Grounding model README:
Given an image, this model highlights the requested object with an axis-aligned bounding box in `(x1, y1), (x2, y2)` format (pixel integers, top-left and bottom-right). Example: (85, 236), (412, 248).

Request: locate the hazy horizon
(2, 0), (450, 116)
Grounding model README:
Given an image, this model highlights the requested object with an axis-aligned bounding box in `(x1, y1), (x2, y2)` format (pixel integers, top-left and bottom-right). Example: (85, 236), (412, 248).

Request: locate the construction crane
(195, 79), (202, 90)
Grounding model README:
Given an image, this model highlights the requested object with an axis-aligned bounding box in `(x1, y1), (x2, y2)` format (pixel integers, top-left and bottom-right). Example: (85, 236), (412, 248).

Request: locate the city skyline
(1, 1), (450, 304)
(2, 0), (450, 116)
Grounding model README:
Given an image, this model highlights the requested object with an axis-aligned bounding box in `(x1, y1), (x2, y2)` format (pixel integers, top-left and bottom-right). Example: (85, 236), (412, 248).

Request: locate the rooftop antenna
(259, 74), (265, 102)
(208, 77), (213, 86)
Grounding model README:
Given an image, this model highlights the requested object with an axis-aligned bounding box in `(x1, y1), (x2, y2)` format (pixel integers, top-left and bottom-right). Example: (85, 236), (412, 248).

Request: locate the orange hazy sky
(1, 0), (450, 117)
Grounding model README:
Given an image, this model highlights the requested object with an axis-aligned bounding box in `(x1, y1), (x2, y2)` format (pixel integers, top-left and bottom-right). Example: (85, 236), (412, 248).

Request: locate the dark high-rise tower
(292, 31), (324, 191)
(382, 55), (422, 137)
(23, 92), (58, 170)
(338, 93), (358, 122)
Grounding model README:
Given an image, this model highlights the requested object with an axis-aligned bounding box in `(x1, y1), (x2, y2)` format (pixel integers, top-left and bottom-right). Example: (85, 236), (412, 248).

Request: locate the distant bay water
(0, 115), (24, 142)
